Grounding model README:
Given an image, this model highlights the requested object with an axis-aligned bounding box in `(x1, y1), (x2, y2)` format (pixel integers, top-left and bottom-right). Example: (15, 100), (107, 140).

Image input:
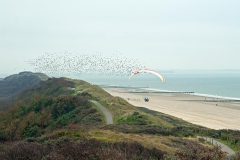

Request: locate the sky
(0, 0), (240, 75)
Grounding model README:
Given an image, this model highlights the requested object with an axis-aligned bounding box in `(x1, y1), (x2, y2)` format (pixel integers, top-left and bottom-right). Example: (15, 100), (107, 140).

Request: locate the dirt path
(90, 100), (113, 125)
(199, 136), (235, 156)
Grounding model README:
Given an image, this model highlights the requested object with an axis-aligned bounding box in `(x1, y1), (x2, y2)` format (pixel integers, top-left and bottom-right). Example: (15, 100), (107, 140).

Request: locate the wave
(141, 88), (240, 101)
(192, 93), (240, 101)
(101, 85), (240, 101)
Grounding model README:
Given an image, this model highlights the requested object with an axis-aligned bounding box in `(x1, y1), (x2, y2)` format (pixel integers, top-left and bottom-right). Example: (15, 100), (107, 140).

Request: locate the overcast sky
(0, 0), (240, 74)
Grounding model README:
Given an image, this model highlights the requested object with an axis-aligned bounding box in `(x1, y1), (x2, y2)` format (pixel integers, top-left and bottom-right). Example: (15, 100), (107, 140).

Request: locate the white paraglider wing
(129, 69), (165, 83)
(142, 69), (165, 82)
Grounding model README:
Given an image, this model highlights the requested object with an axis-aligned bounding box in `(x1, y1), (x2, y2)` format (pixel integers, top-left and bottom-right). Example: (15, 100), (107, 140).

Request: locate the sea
(76, 70), (240, 100)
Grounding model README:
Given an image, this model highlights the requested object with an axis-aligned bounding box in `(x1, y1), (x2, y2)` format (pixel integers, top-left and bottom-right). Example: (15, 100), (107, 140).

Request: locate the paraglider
(130, 68), (166, 83)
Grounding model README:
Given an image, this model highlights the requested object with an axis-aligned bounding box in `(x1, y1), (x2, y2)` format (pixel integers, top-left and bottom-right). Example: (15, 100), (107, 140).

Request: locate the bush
(117, 112), (149, 125)
(175, 141), (226, 160)
(0, 131), (7, 142)
(18, 106), (31, 117)
(0, 142), (49, 160)
(0, 140), (165, 160)
(23, 125), (41, 138)
(51, 96), (89, 119)
(33, 98), (53, 113)
(55, 111), (76, 127)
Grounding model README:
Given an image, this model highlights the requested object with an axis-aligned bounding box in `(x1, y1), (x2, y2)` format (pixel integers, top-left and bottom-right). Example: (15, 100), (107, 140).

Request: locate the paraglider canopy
(129, 68), (166, 83)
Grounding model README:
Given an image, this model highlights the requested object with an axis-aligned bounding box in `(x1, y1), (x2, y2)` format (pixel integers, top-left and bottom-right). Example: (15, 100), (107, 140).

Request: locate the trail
(199, 136), (235, 156)
(90, 100), (113, 125)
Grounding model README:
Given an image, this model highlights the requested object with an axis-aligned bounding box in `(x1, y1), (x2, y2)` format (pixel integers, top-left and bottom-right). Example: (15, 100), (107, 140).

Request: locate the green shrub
(23, 125), (41, 138)
(55, 111), (76, 127)
(117, 112), (149, 125)
(18, 106), (31, 117)
(0, 131), (7, 142)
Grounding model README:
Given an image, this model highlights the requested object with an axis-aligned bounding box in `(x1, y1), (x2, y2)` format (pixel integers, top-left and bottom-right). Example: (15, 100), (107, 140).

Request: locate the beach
(104, 87), (240, 130)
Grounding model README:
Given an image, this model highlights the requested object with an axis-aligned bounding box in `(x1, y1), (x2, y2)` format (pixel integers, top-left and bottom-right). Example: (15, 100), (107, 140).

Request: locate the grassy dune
(0, 77), (239, 159)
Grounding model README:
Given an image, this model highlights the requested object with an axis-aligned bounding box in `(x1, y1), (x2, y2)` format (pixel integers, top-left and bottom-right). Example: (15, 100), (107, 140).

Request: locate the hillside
(0, 74), (239, 159)
(0, 72), (49, 110)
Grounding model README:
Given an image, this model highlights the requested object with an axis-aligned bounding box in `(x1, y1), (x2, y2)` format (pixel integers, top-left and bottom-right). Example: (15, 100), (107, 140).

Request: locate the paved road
(90, 100), (113, 125)
(199, 136), (235, 156)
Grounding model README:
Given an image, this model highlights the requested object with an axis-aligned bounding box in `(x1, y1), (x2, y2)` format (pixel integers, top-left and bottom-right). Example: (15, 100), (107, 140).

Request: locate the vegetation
(0, 139), (165, 160)
(175, 141), (226, 160)
(0, 76), (239, 159)
(117, 111), (149, 125)
(0, 72), (49, 111)
(0, 129), (228, 160)
(0, 95), (103, 140)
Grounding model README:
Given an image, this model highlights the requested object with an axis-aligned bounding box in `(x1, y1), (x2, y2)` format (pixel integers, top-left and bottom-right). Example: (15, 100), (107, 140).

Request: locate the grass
(33, 128), (225, 157)
(0, 77), (239, 159)
(90, 101), (108, 124)
(89, 129), (177, 154)
(0, 95), (105, 140)
(219, 139), (240, 152)
(34, 128), (203, 155)
(72, 79), (240, 154)
(117, 111), (150, 125)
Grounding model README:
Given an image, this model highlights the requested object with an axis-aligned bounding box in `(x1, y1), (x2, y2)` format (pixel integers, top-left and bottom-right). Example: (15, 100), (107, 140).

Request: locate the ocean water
(76, 71), (240, 99)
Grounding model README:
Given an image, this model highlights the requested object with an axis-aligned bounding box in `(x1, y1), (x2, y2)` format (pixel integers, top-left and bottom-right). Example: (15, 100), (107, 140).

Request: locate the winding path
(90, 100), (113, 125)
(198, 136), (235, 156)
(90, 100), (235, 156)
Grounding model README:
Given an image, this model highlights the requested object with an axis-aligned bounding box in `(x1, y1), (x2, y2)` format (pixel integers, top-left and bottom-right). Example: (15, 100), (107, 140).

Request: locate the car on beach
(144, 97), (149, 102)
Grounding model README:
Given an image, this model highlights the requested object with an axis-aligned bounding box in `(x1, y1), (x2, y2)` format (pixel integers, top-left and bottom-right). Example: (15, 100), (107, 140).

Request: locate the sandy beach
(105, 88), (240, 130)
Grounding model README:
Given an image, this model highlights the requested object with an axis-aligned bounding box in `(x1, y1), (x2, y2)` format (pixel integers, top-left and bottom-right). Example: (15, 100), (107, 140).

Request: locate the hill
(0, 72), (49, 110)
(0, 73), (239, 159)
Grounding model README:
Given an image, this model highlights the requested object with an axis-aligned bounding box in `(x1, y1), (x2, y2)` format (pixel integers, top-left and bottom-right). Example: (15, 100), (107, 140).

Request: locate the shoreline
(100, 85), (240, 101)
(103, 87), (240, 130)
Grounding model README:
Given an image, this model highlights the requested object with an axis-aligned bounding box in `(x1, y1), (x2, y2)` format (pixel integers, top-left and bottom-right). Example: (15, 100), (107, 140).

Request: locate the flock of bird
(29, 52), (145, 77)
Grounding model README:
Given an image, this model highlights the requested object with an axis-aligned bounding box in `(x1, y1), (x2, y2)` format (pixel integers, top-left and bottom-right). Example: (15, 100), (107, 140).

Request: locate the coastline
(103, 87), (240, 130)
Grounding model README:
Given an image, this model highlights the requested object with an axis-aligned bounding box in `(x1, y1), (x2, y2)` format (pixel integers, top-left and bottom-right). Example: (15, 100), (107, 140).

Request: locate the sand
(105, 88), (240, 130)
